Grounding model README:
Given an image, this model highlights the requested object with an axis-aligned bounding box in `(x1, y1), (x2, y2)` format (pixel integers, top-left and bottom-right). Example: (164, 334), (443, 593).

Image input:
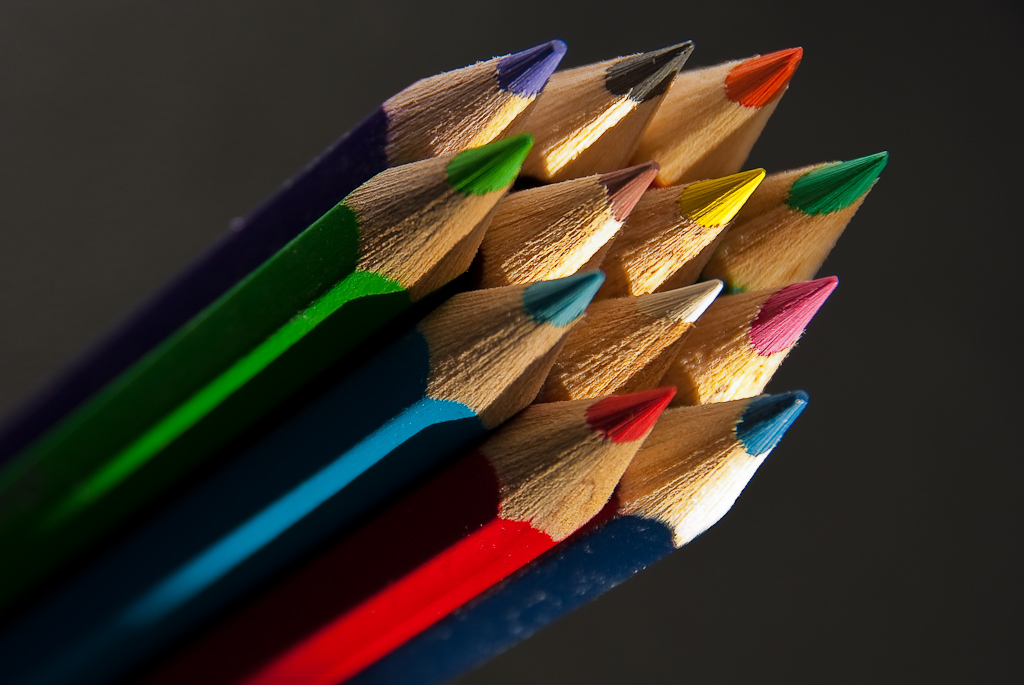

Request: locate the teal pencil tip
(446, 134), (534, 196)
(787, 151), (888, 215)
(522, 271), (605, 327)
(736, 391), (808, 457)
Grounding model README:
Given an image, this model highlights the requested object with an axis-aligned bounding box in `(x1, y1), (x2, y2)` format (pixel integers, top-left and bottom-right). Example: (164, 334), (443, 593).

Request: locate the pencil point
(523, 271), (605, 327)
(787, 152), (889, 215)
(677, 169), (765, 228)
(637, 280), (723, 323)
(725, 47), (803, 108)
(497, 40), (568, 97)
(749, 277), (838, 355)
(736, 391), (808, 456)
(586, 387), (676, 443)
(599, 162), (660, 221)
(446, 134), (534, 195)
(605, 42), (694, 102)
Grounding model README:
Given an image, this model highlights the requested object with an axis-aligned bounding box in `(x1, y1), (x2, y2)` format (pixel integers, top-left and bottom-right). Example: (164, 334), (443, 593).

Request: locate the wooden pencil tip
(677, 169), (765, 228)
(749, 277), (838, 355)
(496, 40), (568, 97)
(724, 47), (803, 108)
(736, 391), (808, 456)
(522, 271), (605, 327)
(639, 280), (723, 323)
(599, 162), (660, 221)
(787, 151), (889, 215)
(605, 42), (694, 102)
(586, 387), (676, 443)
(446, 134), (534, 196)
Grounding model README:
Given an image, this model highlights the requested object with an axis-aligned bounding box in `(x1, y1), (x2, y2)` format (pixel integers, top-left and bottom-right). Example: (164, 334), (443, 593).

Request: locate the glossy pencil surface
(0, 273), (601, 685)
(350, 392), (807, 685)
(663, 277), (836, 405)
(703, 152), (888, 292)
(521, 43), (692, 182)
(633, 48), (802, 186)
(0, 41), (565, 468)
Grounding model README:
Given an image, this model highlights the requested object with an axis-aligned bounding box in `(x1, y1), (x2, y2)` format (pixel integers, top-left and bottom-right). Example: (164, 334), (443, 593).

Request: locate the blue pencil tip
(736, 391), (808, 457)
(496, 40), (567, 97)
(523, 271), (604, 327)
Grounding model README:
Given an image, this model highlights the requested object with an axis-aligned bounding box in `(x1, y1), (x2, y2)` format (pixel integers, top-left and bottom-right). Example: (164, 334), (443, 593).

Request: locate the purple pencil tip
(496, 40), (567, 97)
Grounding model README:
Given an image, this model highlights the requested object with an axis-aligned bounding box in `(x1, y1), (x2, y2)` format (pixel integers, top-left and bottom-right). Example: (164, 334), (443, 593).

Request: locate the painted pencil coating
(0, 41), (565, 470)
(0, 273), (599, 685)
(663, 277), (836, 405)
(522, 43), (692, 182)
(703, 152), (888, 292)
(633, 48), (802, 186)
(239, 388), (674, 685)
(599, 169), (764, 298)
(349, 392), (807, 685)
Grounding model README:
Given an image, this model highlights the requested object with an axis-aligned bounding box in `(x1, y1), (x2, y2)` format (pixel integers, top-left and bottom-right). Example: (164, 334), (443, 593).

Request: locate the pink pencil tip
(749, 276), (837, 355)
(586, 387), (676, 443)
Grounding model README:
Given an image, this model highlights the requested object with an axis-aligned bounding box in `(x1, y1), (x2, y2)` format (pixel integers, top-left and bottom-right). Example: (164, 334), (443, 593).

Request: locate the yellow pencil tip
(677, 168), (766, 228)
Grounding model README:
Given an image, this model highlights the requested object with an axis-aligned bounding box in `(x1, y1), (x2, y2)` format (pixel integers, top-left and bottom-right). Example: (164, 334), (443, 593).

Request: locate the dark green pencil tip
(736, 391), (808, 457)
(523, 271), (605, 327)
(446, 134), (534, 196)
(605, 42), (694, 102)
(787, 151), (888, 215)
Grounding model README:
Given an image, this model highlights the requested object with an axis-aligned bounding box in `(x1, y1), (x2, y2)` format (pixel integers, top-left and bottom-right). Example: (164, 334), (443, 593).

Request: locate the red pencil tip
(724, 47), (803, 108)
(749, 276), (837, 355)
(586, 387), (676, 443)
(598, 162), (660, 221)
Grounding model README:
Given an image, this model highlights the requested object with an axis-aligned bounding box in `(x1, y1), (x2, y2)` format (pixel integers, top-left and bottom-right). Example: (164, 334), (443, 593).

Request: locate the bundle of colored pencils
(0, 38), (886, 685)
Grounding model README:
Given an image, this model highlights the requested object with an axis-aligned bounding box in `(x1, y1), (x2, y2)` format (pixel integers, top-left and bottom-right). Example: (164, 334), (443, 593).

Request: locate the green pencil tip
(786, 151), (888, 215)
(523, 271), (605, 327)
(446, 133), (534, 196)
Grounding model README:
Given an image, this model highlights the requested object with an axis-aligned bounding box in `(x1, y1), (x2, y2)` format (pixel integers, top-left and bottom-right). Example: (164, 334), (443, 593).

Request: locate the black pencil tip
(604, 42), (694, 102)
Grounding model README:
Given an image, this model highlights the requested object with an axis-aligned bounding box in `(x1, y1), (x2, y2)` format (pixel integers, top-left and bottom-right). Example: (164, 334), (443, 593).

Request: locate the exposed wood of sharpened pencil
(521, 43), (692, 182)
(0, 273), (604, 685)
(0, 134), (535, 612)
(703, 152), (888, 292)
(599, 169), (764, 298)
(633, 48), (803, 186)
(537, 280), (721, 402)
(478, 162), (658, 288)
(347, 392), (808, 685)
(226, 388), (675, 685)
(0, 41), (566, 468)
(662, 277), (836, 406)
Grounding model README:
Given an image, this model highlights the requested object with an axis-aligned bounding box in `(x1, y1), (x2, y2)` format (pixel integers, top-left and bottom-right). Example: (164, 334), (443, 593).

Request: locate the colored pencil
(0, 134), (533, 608)
(477, 162), (658, 288)
(633, 48), (803, 186)
(537, 280), (721, 402)
(0, 272), (603, 685)
(348, 391), (808, 685)
(702, 152), (888, 293)
(233, 388), (675, 685)
(0, 40), (565, 467)
(520, 43), (692, 183)
(662, 277), (836, 405)
(599, 169), (764, 298)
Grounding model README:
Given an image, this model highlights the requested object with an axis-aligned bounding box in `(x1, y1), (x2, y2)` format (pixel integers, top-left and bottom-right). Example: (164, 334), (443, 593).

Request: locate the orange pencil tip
(724, 47), (803, 108)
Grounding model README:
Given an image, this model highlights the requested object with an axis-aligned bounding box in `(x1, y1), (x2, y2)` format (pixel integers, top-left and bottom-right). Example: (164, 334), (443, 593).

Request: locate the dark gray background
(1, 1), (1020, 682)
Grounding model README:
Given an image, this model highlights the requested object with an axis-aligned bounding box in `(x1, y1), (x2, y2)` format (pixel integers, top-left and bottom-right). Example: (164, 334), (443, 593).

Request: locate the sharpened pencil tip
(736, 391), (808, 456)
(677, 169), (765, 228)
(639, 280), (723, 323)
(496, 40), (568, 97)
(787, 152), (889, 215)
(725, 47), (803, 108)
(586, 387), (676, 443)
(446, 134), (534, 196)
(605, 42), (694, 102)
(749, 276), (838, 355)
(599, 162), (660, 221)
(523, 271), (605, 327)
